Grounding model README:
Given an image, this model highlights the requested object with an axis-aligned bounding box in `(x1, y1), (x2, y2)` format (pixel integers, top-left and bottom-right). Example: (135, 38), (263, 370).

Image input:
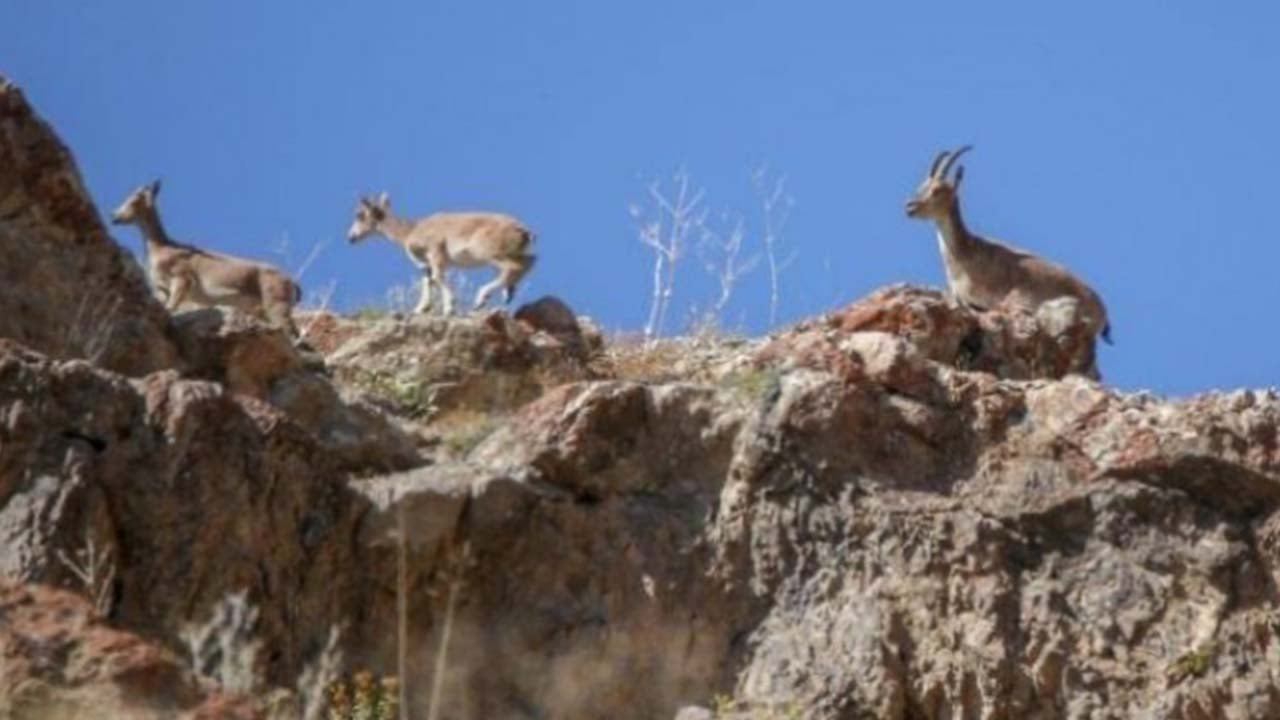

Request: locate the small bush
(351, 368), (435, 419)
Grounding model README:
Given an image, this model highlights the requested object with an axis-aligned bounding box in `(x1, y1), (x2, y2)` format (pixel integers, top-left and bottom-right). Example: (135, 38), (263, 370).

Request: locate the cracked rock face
(341, 313), (1280, 718)
(3, 73), (1280, 720)
(0, 580), (257, 719)
(0, 341), (365, 700)
(0, 77), (179, 376)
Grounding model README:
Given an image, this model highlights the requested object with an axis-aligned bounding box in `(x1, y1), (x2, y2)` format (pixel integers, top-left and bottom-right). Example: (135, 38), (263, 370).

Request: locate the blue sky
(5, 2), (1278, 395)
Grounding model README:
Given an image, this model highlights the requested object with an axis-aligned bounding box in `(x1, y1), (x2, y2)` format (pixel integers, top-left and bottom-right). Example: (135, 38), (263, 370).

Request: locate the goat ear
(376, 191), (390, 209)
(953, 165), (965, 189)
(358, 196), (372, 209)
(148, 179), (162, 199)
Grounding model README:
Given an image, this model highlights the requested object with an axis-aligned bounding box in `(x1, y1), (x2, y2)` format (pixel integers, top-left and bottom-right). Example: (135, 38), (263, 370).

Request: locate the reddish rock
(0, 343), (363, 690)
(760, 284), (1101, 381)
(0, 580), (261, 719)
(0, 75), (179, 376)
(325, 310), (596, 426)
(6, 73), (1280, 720)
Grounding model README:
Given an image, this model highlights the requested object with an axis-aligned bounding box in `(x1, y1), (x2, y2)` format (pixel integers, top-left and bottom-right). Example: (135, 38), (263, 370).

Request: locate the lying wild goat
(346, 193), (536, 316)
(906, 146), (1112, 343)
(111, 180), (302, 336)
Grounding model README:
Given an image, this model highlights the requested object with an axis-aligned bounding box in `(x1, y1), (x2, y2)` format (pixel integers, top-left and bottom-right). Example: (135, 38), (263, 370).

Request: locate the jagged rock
(0, 580), (260, 719)
(325, 311), (596, 426)
(348, 458), (746, 720)
(514, 295), (603, 356)
(760, 284), (1101, 380)
(0, 75), (179, 376)
(710, 353), (1280, 718)
(6, 73), (1280, 720)
(514, 295), (579, 337)
(171, 309), (305, 398)
(8, 293), (1280, 719)
(269, 371), (423, 474)
(471, 380), (744, 500)
(0, 342), (362, 689)
(171, 307), (422, 473)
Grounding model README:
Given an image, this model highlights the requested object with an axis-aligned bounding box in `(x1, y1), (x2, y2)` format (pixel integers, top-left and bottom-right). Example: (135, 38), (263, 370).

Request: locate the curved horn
(938, 145), (973, 181)
(928, 150), (951, 178)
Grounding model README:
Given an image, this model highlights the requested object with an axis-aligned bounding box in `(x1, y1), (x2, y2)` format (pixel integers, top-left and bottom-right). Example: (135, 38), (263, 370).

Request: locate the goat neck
(134, 206), (177, 256)
(935, 200), (977, 256)
(376, 213), (416, 245)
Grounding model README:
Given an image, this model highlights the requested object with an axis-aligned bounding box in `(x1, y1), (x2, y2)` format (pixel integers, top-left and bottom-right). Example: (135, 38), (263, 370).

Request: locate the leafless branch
(294, 238), (329, 282)
(751, 166), (797, 326)
(631, 168), (706, 342)
(698, 213), (760, 321)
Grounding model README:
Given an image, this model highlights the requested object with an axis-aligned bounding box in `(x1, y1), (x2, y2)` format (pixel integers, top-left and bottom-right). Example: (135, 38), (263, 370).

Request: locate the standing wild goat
(346, 192), (536, 316)
(111, 180), (302, 336)
(906, 146), (1112, 343)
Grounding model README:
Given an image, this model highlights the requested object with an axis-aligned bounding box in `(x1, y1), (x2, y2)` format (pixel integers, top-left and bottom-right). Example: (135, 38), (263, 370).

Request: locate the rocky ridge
(2, 75), (1280, 719)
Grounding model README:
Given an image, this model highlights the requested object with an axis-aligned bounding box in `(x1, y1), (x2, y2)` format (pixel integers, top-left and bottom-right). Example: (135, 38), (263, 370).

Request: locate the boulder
(759, 283), (1102, 381)
(0, 75), (178, 376)
(0, 580), (260, 719)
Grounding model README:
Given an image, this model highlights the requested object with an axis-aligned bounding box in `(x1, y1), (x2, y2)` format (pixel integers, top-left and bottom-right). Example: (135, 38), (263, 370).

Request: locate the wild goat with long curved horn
(905, 146), (1112, 344)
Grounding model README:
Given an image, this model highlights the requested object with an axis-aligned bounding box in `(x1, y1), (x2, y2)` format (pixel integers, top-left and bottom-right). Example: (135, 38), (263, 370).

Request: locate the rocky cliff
(2, 76), (1279, 720)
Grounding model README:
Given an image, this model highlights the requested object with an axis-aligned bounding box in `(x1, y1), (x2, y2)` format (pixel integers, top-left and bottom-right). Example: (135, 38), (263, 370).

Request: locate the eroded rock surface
(760, 284), (1102, 381)
(3, 74), (1280, 720)
(172, 308), (422, 473)
(0, 76), (179, 376)
(0, 341), (361, 695)
(320, 307), (598, 432)
(0, 580), (259, 719)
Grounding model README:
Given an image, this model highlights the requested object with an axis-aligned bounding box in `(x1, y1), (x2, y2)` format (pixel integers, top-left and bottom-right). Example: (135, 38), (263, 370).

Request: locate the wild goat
(346, 193), (536, 316)
(906, 146), (1112, 343)
(111, 180), (302, 336)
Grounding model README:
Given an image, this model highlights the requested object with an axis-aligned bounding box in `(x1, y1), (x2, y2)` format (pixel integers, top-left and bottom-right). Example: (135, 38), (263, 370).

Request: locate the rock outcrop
(319, 307), (598, 449)
(0, 341), (362, 695)
(172, 309), (422, 473)
(0, 74), (417, 475)
(758, 283), (1103, 381)
(340, 303), (1280, 718)
(0, 580), (258, 719)
(3, 74), (1280, 720)
(0, 77), (179, 376)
